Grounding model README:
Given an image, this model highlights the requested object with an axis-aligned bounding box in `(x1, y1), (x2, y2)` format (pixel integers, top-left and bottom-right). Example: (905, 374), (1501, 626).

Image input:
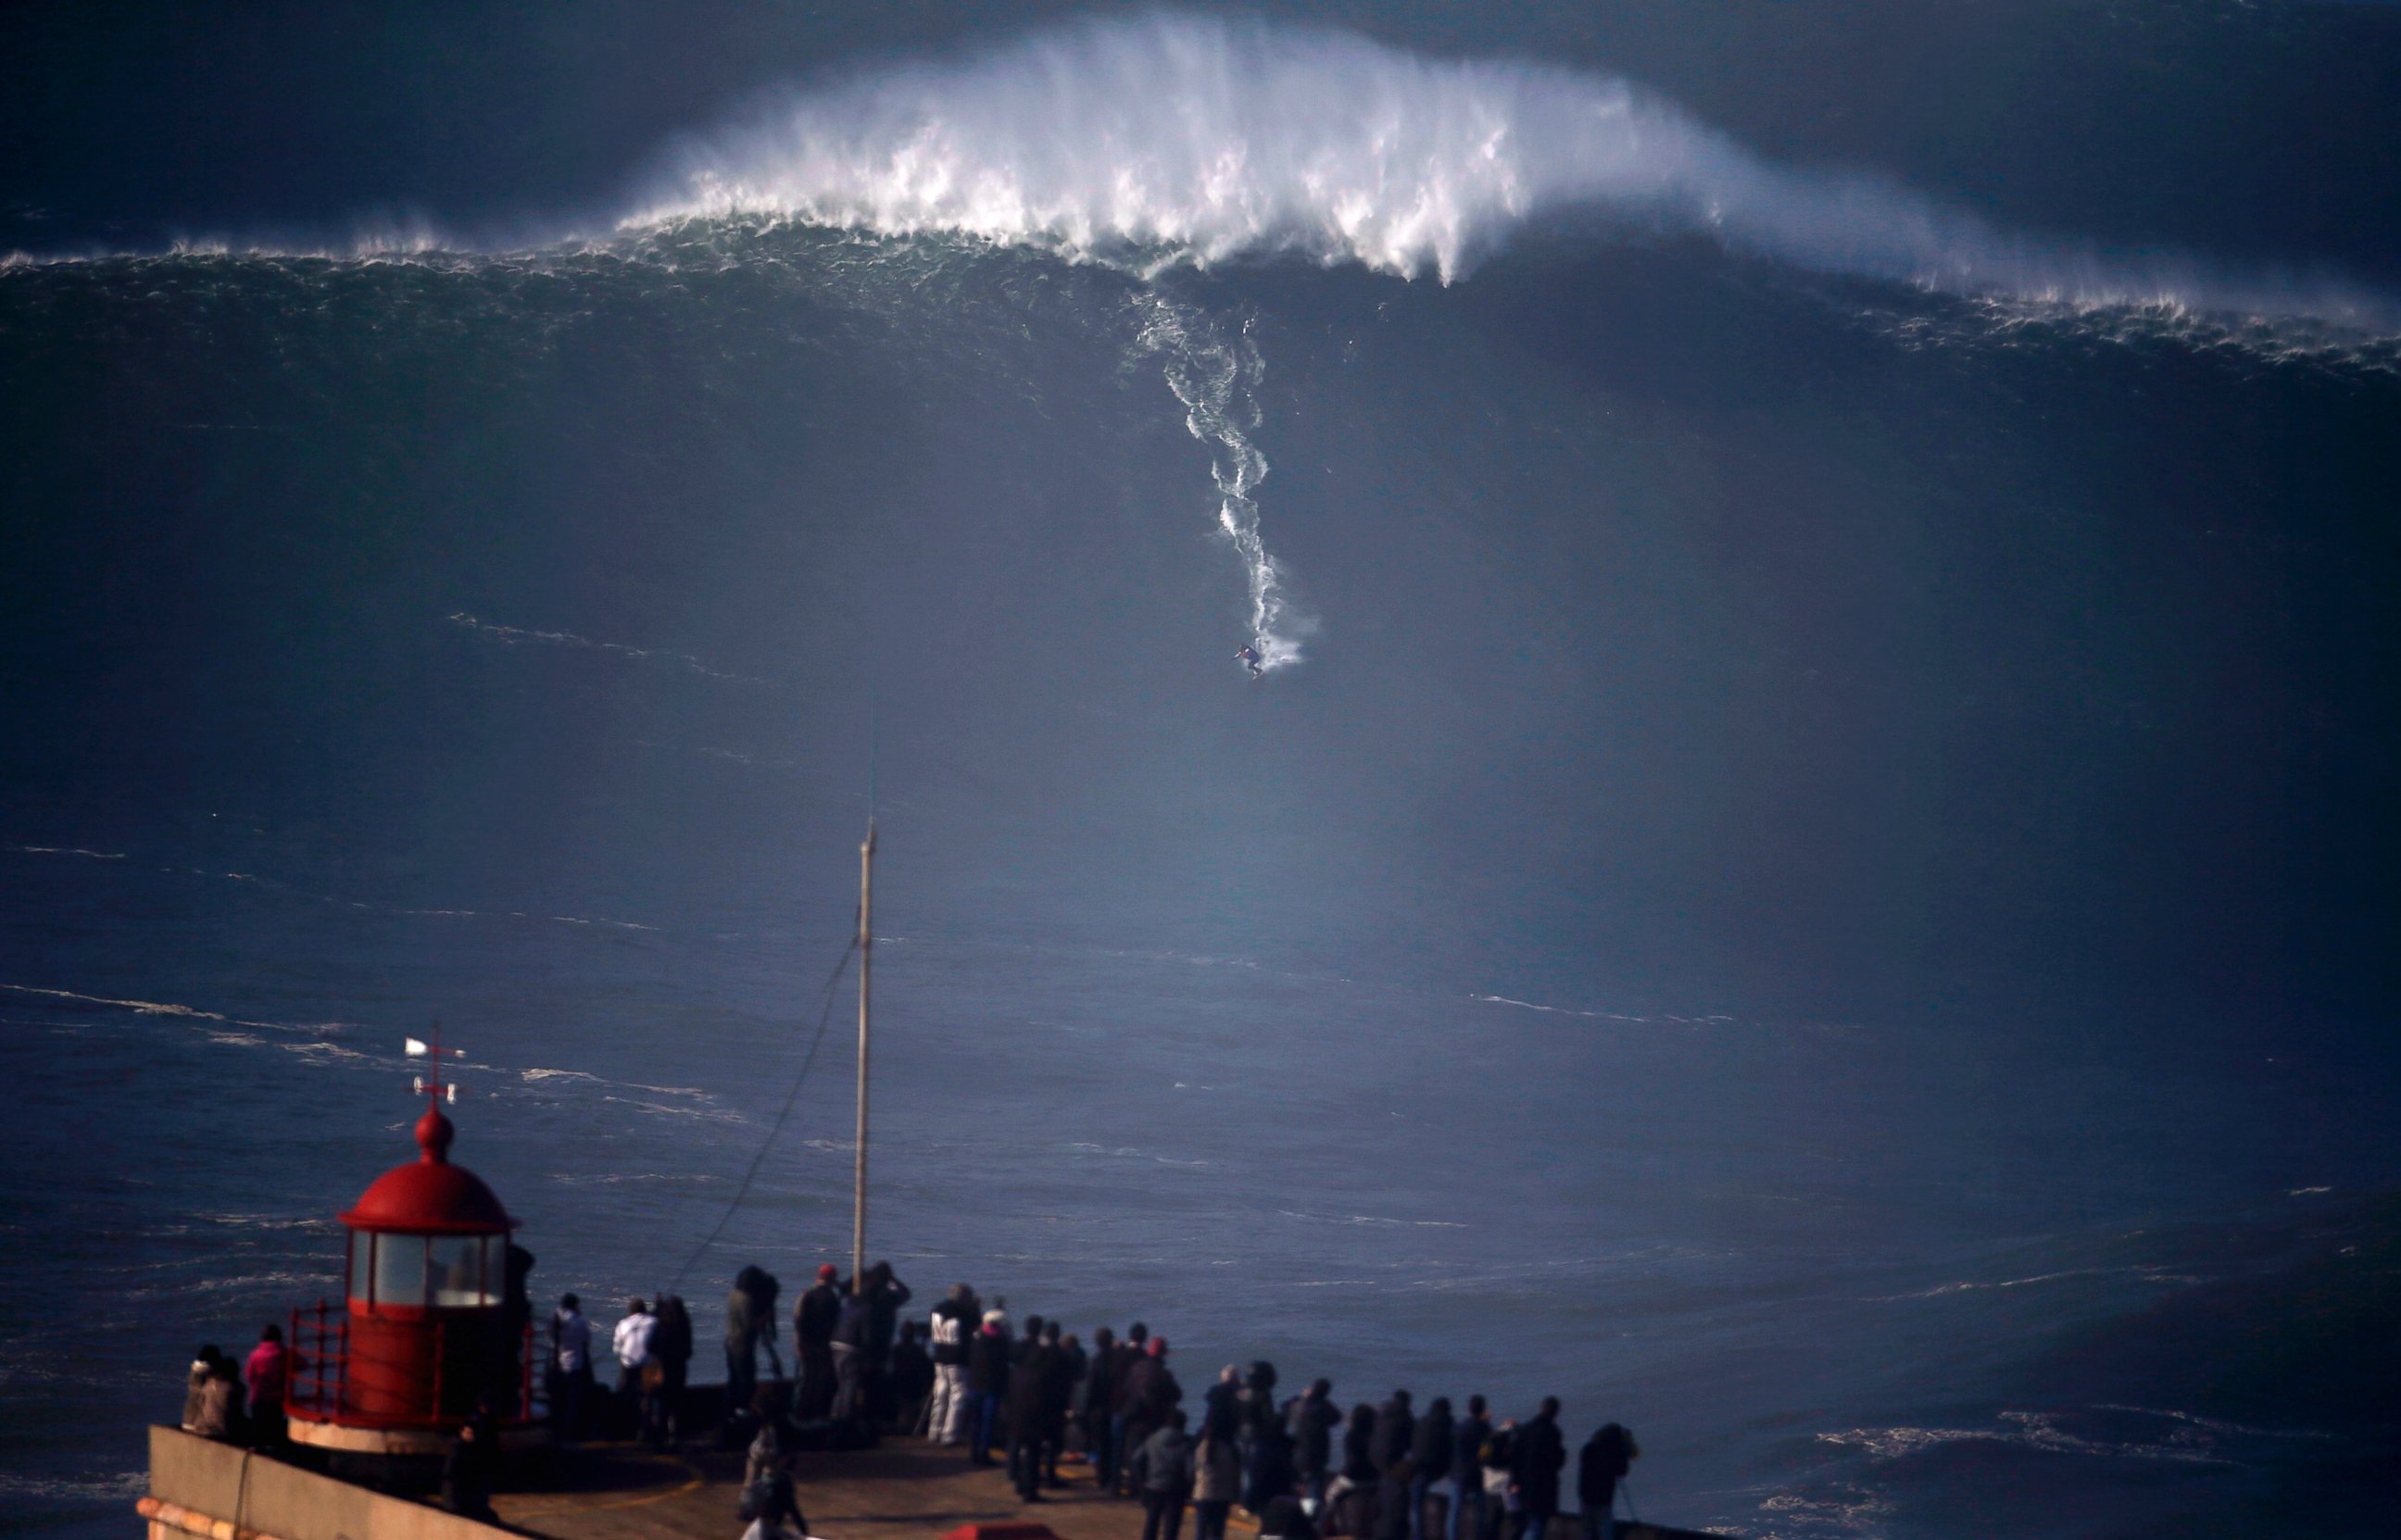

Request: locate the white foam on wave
(0, 1471), (149, 1504)
(1866, 1263), (2198, 1303)
(1470, 993), (1653, 1022)
(1818, 1408), (2244, 1467)
(630, 12), (2391, 326)
(446, 610), (765, 685)
(1132, 295), (1314, 669)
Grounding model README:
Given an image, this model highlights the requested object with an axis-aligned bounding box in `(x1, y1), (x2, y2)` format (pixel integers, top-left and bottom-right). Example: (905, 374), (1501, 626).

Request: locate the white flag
(405, 1037), (430, 1058)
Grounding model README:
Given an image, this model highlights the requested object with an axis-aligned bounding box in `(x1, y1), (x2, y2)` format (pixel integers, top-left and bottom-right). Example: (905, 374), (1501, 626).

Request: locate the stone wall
(146, 1427), (513, 1540)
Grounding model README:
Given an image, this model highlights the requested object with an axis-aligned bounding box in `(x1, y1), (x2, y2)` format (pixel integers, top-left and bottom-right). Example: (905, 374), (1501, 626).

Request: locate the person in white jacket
(926, 1283), (978, 1446)
(610, 1285), (658, 1429)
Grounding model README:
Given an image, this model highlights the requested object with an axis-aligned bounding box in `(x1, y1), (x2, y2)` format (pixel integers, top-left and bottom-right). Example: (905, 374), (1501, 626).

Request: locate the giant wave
(629, 11), (2392, 328)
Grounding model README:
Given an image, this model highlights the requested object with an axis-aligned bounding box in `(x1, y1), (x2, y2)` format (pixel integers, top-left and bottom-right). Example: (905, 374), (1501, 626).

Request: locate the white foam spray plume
(629, 11), (2388, 322)
(1135, 297), (1310, 670)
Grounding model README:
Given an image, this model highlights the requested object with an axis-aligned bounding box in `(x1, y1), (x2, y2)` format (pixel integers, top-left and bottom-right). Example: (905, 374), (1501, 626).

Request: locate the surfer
(1235, 644), (1264, 679)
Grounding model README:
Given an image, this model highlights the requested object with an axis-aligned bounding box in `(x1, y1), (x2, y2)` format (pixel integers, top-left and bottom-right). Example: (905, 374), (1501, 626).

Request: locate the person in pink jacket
(244, 1325), (292, 1446)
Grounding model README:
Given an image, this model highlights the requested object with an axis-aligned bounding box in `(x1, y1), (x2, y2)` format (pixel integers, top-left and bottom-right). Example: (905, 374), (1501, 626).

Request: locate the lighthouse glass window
(428, 1235), (494, 1308)
(371, 1234), (427, 1308)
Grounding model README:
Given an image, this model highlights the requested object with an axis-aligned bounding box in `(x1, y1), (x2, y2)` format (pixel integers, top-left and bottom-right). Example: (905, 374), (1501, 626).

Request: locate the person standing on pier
(1410, 1397), (1454, 1540)
(550, 1294), (593, 1443)
(796, 1264), (843, 1421)
(966, 1312), (1012, 1464)
(1083, 1326), (1121, 1490)
(724, 1266), (776, 1421)
(649, 1296), (693, 1446)
(1191, 1414), (1242, 1540)
(242, 1326), (291, 1448)
(1450, 1396), (1491, 1540)
(1507, 1400), (1565, 1540)
(927, 1283), (977, 1446)
(1119, 1335), (1184, 1478)
(1007, 1321), (1063, 1499)
(1577, 1424), (1638, 1540)
(829, 1286), (872, 1421)
(1134, 1408), (1197, 1540)
(1109, 1323), (1150, 1493)
(1287, 1378), (1339, 1510)
(861, 1260), (912, 1417)
(893, 1320), (934, 1434)
(613, 1298), (658, 1436)
(1038, 1322), (1076, 1487)
(1373, 1390), (1415, 1474)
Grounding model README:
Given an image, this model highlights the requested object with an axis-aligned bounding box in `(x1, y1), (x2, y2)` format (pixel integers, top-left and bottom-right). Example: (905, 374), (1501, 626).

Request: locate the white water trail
(1133, 296), (1311, 670)
(628, 11), (2391, 325)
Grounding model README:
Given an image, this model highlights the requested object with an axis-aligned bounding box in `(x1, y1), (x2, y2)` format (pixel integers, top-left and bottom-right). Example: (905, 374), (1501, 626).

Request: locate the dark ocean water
(6, 11), (2401, 1539)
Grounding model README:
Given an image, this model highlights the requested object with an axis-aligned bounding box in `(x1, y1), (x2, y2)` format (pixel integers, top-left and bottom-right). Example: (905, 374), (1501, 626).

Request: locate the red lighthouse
(285, 1038), (536, 1455)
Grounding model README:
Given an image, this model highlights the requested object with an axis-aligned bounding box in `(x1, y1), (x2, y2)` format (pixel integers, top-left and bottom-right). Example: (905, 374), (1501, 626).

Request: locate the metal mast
(850, 816), (874, 1291)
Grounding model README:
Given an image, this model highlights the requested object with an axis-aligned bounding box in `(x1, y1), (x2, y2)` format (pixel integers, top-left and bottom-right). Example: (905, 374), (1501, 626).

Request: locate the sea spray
(1133, 295), (1311, 671)
(630, 11), (2394, 326)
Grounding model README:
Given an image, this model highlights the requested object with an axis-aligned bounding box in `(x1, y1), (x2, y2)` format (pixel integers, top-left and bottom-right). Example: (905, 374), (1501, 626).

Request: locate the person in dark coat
(1245, 1416), (1298, 1516)
(1106, 1323), (1145, 1494)
(1576, 1424), (1638, 1540)
(1203, 1364), (1242, 1440)
(648, 1296), (693, 1446)
(1239, 1360), (1281, 1444)
(440, 1407), (498, 1520)
(829, 1289), (871, 1422)
(1084, 1326), (1121, 1489)
(1450, 1396), (1491, 1540)
(1410, 1396), (1454, 1540)
(1508, 1400), (1565, 1540)
(965, 1315), (1012, 1464)
(1341, 1403), (1380, 1483)
(861, 1260), (911, 1371)
(794, 1265), (843, 1420)
(1118, 1336), (1184, 1484)
(1287, 1378), (1340, 1509)
(1371, 1390), (1415, 1473)
(1006, 1323), (1064, 1500)
(891, 1320), (934, 1434)
(1039, 1324), (1077, 1484)
(1133, 1409), (1197, 1540)
(724, 1267), (774, 1421)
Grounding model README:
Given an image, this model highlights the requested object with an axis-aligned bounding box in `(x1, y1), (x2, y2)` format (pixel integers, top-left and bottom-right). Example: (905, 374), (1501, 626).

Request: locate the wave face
(633, 12), (2391, 326)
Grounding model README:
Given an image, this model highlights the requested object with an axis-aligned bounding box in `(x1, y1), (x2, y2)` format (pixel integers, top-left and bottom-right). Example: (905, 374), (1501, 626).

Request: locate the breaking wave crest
(631, 12), (2392, 326)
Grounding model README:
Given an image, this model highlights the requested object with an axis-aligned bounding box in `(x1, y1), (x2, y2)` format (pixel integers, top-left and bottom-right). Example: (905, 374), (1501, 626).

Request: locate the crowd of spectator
(700, 1266), (1644, 1540)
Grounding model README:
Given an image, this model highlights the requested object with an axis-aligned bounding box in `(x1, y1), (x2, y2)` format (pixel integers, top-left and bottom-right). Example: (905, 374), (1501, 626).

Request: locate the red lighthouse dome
(285, 1049), (535, 1455)
(342, 1106), (515, 1234)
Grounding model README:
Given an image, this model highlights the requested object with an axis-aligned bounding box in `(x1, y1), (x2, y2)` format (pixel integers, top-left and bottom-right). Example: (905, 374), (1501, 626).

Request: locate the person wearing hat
(1119, 1335), (1182, 1473)
(965, 1312), (1013, 1464)
(794, 1264), (843, 1421)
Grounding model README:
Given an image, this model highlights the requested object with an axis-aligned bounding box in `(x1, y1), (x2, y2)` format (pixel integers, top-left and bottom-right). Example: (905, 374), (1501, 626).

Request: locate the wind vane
(404, 1024), (462, 1106)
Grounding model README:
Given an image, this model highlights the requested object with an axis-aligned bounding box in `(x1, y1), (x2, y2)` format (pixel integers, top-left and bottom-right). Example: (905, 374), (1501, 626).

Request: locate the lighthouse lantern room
(285, 1035), (536, 1455)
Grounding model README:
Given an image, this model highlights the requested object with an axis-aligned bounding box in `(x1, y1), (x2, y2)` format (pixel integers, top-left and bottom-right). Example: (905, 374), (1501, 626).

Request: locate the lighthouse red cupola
(341, 1102), (513, 1235)
(285, 1032), (535, 1454)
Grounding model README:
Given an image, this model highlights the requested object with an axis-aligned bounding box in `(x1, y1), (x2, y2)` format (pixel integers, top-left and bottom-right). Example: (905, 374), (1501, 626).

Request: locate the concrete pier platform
(498, 1440), (1143, 1540)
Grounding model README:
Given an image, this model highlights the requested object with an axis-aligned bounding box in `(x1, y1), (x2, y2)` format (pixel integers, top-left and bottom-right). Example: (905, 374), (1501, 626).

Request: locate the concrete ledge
(148, 1426), (517, 1540)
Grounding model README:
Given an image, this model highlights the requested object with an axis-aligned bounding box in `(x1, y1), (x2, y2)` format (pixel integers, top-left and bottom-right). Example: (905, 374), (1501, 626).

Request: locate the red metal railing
(285, 1301), (535, 1428)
